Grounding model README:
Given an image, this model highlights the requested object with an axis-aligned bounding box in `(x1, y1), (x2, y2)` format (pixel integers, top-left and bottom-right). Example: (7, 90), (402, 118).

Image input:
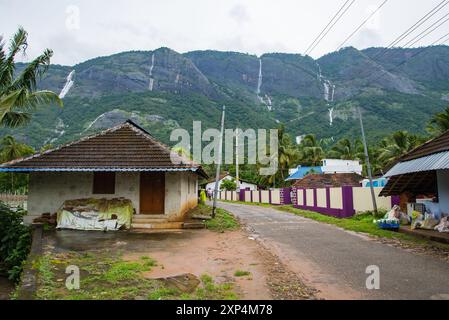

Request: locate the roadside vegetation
(0, 203), (31, 282)
(188, 203), (240, 232)
(28, 250), (238, 300)
(202, 107), (449, 188)
(234, 270), (251, 277)
(277, 206), (413, 240)
(205, 207), (239, 232)
(220, 200), (449, 250)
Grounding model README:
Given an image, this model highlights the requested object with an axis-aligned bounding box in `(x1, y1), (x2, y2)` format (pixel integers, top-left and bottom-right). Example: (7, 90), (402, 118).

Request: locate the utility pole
(358, 106), (378, 214)
(235, 128), (240, 191)
(212, 106), (226, 218)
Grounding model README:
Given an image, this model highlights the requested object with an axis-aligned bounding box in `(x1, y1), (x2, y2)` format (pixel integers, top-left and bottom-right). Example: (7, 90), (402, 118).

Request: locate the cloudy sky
(1, 0), (448, 65)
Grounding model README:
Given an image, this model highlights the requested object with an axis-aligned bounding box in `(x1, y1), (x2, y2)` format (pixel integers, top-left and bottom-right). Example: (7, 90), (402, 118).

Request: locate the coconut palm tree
(256, 125), (298, 188)
(277, 125), (299, 182)
(0, 135), (34, 190)
(298, 134), (325, 166)
(427, 107), (449, 137)
(327, 138), (361, 160)
(377, 131), (421, 167)
(0, 27), (62, 128)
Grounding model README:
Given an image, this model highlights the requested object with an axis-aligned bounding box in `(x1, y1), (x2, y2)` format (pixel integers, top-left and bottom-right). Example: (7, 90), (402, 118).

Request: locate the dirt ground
(0, 277), (14, 300)
(43, 228), (315, 300)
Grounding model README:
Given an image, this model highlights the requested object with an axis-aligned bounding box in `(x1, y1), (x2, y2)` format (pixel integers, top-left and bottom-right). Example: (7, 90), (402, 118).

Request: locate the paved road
(215, 202), (449, 300)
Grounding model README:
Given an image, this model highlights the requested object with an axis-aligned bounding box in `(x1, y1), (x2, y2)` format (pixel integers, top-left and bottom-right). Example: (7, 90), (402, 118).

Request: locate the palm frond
(26, 90), (63, 108)
(11, 49), (53, 92)
(7, 27), (28, 61)
(0, 111), (31, 128)
(0, 27), (28, 89)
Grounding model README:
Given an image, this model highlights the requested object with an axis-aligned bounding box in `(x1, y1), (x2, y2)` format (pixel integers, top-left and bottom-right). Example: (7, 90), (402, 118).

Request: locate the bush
(220, 179), (237, 191)
(0, 202), (31, 282)
(205, 208), (239, 232)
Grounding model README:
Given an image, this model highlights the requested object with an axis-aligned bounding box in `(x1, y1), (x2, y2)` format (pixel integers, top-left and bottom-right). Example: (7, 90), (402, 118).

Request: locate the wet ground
(42, 228), (313, 299)
(0, 276), (14, 300)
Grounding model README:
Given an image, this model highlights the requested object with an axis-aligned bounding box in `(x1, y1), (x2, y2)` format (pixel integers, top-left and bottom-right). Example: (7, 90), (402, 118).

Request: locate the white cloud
(1, 0), (446, 65)
(229, 4), (251, 24)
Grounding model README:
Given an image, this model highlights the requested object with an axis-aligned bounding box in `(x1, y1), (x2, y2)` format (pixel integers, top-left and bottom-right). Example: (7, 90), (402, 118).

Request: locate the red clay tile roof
(0, 120), (207, 177)
(293, 173), (363, 188)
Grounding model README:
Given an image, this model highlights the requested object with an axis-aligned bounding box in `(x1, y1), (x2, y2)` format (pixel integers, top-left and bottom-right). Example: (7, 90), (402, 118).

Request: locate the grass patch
(188, 203), (213, 217)
(234, 270), (251, 277)
(32, 251), (240, 300)
(33, 251), (161, 300)
(140, 256), (157, 268)
(148, 274), (238, 300)
(193, 274), (238, 300)
(277, 206), (425, 241)
(205, 207), (239, 232)
(148, 287), (180, 300)
(220, 200), (273, 207)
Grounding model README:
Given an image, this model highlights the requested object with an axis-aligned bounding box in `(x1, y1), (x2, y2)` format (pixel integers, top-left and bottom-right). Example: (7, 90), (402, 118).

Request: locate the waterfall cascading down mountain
(59, 70), (75, 99)
(317, 63), (336, 126)
(44, 118), (66, 145)
(84, 113), (107, 132)
(257, 59), (262, 95)
(149, 53), (155, 91)
(256, 58), (272, 111)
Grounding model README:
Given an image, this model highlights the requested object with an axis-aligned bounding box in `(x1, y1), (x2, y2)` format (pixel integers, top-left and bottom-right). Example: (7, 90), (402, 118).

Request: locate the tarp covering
(56, 198), (134, 231)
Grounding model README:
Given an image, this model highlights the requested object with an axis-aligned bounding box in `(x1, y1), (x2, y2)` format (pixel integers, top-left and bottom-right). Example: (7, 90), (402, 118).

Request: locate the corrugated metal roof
(384, 151), (449, 177)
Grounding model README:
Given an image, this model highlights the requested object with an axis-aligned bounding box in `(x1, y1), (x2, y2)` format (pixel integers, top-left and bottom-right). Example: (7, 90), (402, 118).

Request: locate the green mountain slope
(5, 46), (449, 149)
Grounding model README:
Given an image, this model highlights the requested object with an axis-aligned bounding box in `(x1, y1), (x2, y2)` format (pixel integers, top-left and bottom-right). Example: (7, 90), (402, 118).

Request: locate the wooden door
(140, 172), (165, 214)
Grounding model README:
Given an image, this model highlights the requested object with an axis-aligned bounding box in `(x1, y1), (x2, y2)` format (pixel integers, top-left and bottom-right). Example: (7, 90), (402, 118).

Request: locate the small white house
(204, 174), (258, 192)
(321, 159), (363, 175)
(0, 120), (208, 227)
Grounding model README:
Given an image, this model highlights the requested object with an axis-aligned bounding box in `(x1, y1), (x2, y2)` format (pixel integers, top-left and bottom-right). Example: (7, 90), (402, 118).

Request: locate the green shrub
(234, 270), (251, 277)
(220, 179), (237, 191)
(205, 208), (239, 232)
(0, 202), (31, 282)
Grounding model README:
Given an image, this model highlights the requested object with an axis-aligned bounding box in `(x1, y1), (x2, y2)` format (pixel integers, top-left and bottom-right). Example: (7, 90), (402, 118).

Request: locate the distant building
(286, 159), (363, 181)
(321, 159), (363, 175)
(286, 166), (322, 181)
(0, 120), (207, 226)
(362, 178), (387, 188)
(293, 173), (363, 189)
(204, 173), (258, 191)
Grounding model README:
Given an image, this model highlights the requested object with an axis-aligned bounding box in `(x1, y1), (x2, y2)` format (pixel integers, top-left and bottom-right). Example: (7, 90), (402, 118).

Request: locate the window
(93, 172), (116, 194)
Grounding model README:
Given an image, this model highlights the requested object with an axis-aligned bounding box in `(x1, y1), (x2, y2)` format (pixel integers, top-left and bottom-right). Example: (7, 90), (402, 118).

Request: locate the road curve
(215, 201), (449, 300)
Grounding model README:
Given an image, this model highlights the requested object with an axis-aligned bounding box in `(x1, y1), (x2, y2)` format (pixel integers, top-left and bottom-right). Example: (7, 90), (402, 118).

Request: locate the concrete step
(133, 214), (167, 220)
(183, 222), (206, 229)
(132, 218), (169, 224)
(131, 221), (184, 230)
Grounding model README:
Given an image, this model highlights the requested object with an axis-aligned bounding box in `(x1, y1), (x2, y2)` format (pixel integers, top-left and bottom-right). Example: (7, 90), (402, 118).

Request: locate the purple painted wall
(239, 189), (245, 202)
(294, 186), (356, 218)
(391, 195), (400, 207)
(280, 187), (292, 205)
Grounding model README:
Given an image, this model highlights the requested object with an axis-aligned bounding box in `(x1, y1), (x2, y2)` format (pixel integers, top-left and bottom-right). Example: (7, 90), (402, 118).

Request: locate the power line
(307, 0), (357, 55)
(304, 0), (351, 55)
(373, 0), (449, 59)
(337, 0), (390, 51)
(305, 0), (356, 56)
(403, 12), (449, 47)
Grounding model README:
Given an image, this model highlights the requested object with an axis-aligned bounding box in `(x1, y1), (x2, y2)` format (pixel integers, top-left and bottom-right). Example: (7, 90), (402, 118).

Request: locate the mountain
(5, 45), (449, 149)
